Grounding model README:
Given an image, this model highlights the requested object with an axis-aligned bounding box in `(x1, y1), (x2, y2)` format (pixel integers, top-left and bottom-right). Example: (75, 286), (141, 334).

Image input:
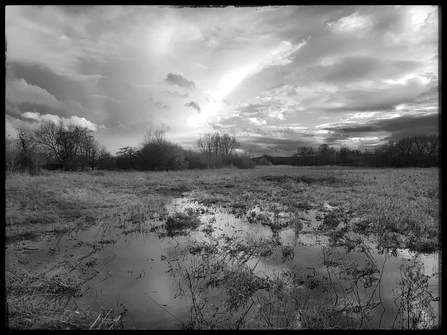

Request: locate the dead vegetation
(5, 166), (439, 329)
(5, 265), (126, 330)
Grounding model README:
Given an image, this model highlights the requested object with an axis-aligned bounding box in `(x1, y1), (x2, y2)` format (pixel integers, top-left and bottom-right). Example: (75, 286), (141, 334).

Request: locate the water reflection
(6, 194), (440, 329)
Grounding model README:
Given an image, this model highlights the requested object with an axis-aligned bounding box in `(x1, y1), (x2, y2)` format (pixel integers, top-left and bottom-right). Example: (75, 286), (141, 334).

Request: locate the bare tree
(339, 146), (350, 164)
(5, 134), (20, 175)
(34, 121), (94, 171)
(196, 133), (214, 168)
(296, 146), (315, 166)
(15, 128), (45, 174)
(220, 133), (239, 164)
(394, 134), (440, 167)
(197, 132), (239, 168)
(81, 134), (107, 170)
(34, 121), (64, 166)
(55, 124), (90, 170)
(317, 144), (330, 165)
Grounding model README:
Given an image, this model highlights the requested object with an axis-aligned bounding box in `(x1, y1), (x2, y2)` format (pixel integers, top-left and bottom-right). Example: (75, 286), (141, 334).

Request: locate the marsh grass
(392, 258), (437, 329)
(6, 166), (439, 329)
(5, 265), (120, 330)
(164, 212), (201, 237)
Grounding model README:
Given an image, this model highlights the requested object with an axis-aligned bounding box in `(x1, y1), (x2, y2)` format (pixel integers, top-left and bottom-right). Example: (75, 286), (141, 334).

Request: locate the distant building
(251, 155), (296, 166)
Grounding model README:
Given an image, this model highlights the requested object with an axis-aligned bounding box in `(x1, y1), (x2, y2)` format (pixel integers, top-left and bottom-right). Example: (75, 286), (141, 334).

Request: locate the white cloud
(409, 6), (437, 27)
(347, 112), (379, 119)
(261, 39), (308, 67)
(193, 63), (208, 69)
(68, 115), (100, 130)
(327, 10), (374, 34)
(21, 111), (100, 131)
(247, 117), (267, 126)
(211, 39), (308, 102)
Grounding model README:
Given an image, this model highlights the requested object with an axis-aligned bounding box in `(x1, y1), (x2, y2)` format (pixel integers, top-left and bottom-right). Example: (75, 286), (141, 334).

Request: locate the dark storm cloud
(5, 100), (71, 120)
(410, 84), (439, 107)
(377, 113), (439, 141)
(184, 101), (201, 113)
(322, 113), (439, 142)
(324, 79), (430, 112)
(164, 73), (197, 90)
(8, 62), (89, 103)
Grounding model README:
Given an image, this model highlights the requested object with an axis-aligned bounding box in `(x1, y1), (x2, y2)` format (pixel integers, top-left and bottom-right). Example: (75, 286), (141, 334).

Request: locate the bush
(230, 154), (256, 169)
(138, 133), (186, 171)
(182, 149), (208, 169)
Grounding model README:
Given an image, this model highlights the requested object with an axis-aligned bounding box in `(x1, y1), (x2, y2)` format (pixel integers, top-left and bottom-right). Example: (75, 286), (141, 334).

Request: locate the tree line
(5, 122), (108, 175)
(114, 130), (254, 171)
(288, 134), (439, 168)
(5, 122), (254, 175)
(5, 121), (439, 176)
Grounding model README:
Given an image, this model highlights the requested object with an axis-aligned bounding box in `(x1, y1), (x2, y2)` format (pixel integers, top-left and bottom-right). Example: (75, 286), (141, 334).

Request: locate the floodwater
(6, 192), (440, 329)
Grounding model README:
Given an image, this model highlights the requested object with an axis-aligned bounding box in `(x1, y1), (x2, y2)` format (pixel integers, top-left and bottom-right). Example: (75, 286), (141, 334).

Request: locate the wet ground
(6, 190), (440, 329)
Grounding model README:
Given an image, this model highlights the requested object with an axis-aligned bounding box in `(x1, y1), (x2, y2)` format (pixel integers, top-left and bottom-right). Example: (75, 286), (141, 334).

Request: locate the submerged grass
(167, 230), (438, 329)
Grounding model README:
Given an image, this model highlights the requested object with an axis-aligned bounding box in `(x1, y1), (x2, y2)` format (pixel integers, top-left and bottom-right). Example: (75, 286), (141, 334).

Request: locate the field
(5, 166), (440, 329)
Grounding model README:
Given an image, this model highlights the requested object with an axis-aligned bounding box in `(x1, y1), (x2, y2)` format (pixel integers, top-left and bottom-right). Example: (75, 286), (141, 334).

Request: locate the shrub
(230, 154), (256, 169)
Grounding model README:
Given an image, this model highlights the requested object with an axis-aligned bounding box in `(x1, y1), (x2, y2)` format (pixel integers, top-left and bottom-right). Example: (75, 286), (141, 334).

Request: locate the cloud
(89, 94), (123, 103)
(164, 73), (197, 90)
(184, 101), (201, 113)
(21, 112), (100, 131)
(6, 78), (60, 108)
(321, 76), (432, 112)
(247, 117), (267, 126)
(347, 112), (380, 119)
(237, 136), (314, 156)
(193, 63), (208, 69)
(327, 10), (374, 35)
(261, 39), (308, 67)
(7, 111), (101, 134)
(210, 122), (237, 130)
(161, 90), (190, 99)
(6, 6), (123, 80)
(237, 103), (264, 116)
(318, 57), (424, 84)
(155, 101), (169, 110)
(320, 113), (438, 142)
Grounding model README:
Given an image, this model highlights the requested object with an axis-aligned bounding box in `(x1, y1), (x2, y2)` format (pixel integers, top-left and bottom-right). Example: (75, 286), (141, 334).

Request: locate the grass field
(5, 166), (440, 329)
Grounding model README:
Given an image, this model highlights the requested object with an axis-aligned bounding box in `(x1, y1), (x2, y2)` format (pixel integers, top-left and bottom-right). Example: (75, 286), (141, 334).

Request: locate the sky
(5, 5), (439, 157)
